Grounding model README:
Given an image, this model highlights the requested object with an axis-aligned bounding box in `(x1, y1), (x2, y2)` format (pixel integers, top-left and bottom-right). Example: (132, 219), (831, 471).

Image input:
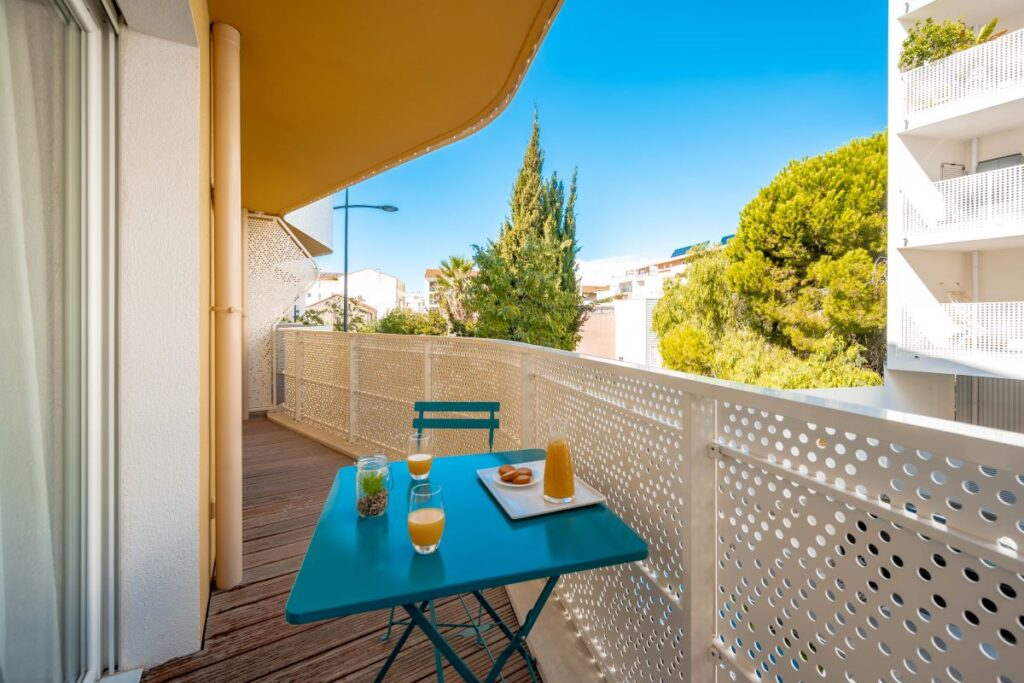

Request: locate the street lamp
(332, 187), (399, 331)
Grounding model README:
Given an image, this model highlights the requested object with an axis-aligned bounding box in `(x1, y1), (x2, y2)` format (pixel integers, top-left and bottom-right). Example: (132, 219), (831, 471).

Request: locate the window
(976, 153), (1024, 173)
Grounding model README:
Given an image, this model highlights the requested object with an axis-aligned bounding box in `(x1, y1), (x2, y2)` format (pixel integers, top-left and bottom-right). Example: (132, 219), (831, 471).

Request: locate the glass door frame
(53, 0), (119, 680)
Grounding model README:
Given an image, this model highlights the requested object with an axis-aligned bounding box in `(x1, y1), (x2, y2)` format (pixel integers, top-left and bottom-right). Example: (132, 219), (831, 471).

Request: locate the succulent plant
(359, 471), (386, 498)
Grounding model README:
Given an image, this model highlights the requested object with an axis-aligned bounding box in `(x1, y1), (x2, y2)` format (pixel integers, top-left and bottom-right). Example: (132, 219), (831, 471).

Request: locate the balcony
(900, 0), (1022, 27)
(902, 164), (1024, 249)
(896, 301), (1024, 378)
(902, 28), (1024, 137)
(259, 329), (1024, 681)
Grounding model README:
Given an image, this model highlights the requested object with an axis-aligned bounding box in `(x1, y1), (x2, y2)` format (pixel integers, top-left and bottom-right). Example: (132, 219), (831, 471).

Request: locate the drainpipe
(212, 23), (242, 590)
(971, 251), (980, 355)
(970, 137), (979, 173)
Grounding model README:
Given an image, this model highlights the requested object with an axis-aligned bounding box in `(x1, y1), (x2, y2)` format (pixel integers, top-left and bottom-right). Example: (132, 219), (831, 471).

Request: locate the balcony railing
(903, 164), (1024, 239)
(278, 330), (1024, 682)
(904, 28), (1024, 117)
(901, 301), (1024, 359)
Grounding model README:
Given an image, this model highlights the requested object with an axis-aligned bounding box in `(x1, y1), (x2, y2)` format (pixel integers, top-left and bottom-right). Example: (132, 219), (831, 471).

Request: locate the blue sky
(316, 1), (887, 291)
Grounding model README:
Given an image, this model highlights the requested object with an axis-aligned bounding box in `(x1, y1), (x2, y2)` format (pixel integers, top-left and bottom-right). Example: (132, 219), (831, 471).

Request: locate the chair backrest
(412, 401), (501, 452)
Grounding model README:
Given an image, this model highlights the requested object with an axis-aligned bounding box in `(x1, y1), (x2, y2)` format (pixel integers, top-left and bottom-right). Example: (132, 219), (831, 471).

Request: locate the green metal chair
(412, 401), (500, 451)
(383, 401), (534, 682)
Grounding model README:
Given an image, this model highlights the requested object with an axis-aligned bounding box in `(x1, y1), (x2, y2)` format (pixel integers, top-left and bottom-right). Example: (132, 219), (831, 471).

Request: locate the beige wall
(979, 248), (1024, 301)
(576, 305), (616, 359)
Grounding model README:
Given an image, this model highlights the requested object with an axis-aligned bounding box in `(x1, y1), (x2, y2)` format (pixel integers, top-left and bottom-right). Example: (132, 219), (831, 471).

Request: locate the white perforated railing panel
(276, 332), (1024, 682)
(533, 353), (695, 681)
(429, 338), (524, 456)
(715, 401), (1024, 683)
(351, 334), (427, 456)
(247, 214), (318, 411)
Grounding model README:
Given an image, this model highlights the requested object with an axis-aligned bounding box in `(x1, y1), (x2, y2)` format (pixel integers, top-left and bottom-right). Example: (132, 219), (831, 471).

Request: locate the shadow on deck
(142, 417), (537, 682)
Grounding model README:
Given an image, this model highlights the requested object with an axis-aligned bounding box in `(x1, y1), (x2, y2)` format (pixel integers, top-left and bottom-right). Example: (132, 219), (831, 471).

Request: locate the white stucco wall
(118, 28), (200, 668)
(612, 299), (647, 365)
(284, 195), (334, 254)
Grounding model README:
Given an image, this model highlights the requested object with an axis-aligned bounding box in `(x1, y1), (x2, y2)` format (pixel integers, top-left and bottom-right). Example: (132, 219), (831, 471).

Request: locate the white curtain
(0, 0), (70, 680)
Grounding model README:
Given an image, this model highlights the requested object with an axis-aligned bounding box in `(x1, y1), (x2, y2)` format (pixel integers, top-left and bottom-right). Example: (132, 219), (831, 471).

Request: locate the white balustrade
(904, 28), (1024, 116)
(279, 330), (1024, 682)
(903, 165), (1024, 239)
(901, 302), (1024, 359)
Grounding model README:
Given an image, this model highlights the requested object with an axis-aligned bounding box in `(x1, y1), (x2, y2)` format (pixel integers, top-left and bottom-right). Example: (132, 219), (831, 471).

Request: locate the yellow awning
(208, 0), (563, 216)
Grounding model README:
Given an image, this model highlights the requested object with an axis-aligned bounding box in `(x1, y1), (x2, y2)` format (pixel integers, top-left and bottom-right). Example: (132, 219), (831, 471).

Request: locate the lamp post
(332, 188), (399, 331)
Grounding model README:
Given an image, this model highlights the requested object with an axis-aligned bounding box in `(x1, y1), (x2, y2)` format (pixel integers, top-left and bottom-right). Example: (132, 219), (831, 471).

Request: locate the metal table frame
(375, 576), (558, 683)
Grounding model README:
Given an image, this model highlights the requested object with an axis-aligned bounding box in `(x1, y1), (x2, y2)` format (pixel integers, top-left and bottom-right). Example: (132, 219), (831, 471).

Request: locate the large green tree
(726, 131), (887, 373)
(653, 133), (887, 389)
(468, 113), (585, 350)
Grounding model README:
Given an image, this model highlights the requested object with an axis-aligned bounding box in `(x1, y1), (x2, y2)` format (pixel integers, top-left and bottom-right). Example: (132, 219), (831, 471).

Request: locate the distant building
(581, 234), (734, 302)
(305, 294), (377, 327)
(424, 266), (477, 310)
(424, 268), (443, 309)
(575, 237), (734, 369)
(405, 291), (428, 313)
(577, 299), (662, 369)
(304, 269), (406, 316)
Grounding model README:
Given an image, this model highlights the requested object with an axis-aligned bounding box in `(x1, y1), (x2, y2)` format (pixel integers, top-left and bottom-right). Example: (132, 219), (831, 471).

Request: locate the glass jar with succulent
(355, 455), (392, 518)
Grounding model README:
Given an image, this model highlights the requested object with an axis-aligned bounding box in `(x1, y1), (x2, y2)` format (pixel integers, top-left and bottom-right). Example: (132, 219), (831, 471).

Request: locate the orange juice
(544, 439), (575, 503)
(408, 507), (445, 552)
(407, 453), (432, 479)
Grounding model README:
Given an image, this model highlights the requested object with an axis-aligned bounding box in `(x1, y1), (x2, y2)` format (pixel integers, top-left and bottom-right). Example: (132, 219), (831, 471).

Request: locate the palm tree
(435, 255), (474, 334)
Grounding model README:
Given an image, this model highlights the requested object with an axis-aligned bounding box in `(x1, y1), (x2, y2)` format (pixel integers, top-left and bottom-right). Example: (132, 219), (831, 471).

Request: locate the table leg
(375, 600), (428, 683)
(479, 576), (558, 683)
(390, 576), (560, 683)
(402, 604), (481, 682)
(430, 599), (445, 683)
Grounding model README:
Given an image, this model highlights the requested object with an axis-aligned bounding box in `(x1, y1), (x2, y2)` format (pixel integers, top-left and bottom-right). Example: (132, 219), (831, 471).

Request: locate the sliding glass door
(1, 0), (116, 680)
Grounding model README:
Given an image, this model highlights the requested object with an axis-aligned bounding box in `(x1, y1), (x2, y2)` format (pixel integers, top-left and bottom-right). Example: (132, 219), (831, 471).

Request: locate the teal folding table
(286, 449), (648, 682)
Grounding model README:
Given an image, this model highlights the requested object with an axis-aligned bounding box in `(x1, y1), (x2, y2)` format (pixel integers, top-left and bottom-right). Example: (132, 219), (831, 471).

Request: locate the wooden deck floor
(143, 417), (538, 682)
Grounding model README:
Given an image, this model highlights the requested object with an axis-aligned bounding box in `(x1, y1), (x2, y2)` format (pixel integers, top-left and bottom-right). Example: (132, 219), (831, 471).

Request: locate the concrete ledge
(265, 411), (372, 461)
(507, 580), (603, 683)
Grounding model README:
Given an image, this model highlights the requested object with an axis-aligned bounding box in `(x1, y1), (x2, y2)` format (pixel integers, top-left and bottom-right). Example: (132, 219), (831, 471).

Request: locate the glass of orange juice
(408, 483), (445, 554)
(543, 417), (575, 504)
(407, 432), (433, 481)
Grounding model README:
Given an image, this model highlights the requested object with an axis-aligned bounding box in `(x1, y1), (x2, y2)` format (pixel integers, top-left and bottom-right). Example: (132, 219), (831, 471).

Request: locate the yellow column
(212, 22), (242, 589)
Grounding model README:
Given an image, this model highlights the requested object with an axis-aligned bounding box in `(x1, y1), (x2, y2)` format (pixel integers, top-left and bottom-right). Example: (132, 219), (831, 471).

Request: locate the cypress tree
(469, 113), (585, 350)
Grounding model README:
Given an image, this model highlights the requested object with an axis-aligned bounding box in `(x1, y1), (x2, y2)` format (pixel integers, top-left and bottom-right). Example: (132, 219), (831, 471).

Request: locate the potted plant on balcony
(899, 17), (1006, 71)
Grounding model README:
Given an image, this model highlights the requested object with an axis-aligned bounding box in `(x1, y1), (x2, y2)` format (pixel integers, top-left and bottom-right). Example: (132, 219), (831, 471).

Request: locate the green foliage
(659, 326), (714, 375)
(469, 238), (582, 349)
(469, 112), (586, 350)
(357, 471), (386, 497)
(726, 132), (887, 372)
(653, 134), (887, 389)
(284, 309), (325, 326)
(899, 17), (1006, 71)
(434, 255), (475, 335)
(368, 308), (447, 336)
(652, 246), (737, 339)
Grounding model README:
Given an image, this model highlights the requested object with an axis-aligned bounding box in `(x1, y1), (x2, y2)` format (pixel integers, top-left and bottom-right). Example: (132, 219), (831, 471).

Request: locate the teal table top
(285, 449), (648, 624)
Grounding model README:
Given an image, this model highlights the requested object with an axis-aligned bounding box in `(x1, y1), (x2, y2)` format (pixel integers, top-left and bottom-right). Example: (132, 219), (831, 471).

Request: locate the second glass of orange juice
(407, 432), (433, 481)
(543, 417), (575, 504)
(408, 483), (445, 554)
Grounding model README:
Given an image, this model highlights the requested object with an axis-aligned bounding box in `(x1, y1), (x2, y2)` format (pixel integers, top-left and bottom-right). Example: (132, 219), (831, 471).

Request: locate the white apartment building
(304, 268), (406, 315)
(583, 235), (733, 303)
(887, 0), (1024, 430)
(576, 237), (731, 368)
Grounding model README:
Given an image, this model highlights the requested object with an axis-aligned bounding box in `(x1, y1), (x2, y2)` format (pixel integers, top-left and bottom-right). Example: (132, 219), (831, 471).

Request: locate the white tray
(477, 460), (607, 520)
